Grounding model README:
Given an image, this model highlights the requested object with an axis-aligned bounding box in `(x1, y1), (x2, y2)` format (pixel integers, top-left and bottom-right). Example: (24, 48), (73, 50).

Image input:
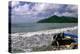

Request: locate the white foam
(11, 26), (78, 37)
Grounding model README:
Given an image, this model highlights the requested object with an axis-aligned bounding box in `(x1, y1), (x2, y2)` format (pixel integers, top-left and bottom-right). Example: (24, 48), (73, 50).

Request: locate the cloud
(10, 1), (78, 23)
(11, 1), (20, 8)
(12, 2), (60, 15)
(12, 4), (30, 15)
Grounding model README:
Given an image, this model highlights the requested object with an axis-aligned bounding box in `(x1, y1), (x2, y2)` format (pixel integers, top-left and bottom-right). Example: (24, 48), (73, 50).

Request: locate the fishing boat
(64, 33), (78, 49)
(51, 33), (78, 49)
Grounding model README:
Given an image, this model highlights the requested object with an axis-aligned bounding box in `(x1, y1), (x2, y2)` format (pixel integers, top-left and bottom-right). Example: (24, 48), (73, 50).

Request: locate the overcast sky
(9, 1), (78, 23)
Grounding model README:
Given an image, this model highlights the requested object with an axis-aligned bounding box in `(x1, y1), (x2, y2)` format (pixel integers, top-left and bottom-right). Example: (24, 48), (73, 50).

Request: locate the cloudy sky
(9, 1), (78, 23)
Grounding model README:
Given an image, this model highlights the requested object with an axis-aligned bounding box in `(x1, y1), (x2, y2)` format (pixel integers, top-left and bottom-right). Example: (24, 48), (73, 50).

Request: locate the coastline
(10, 26), (78, 52)
(11, 26), (78, 37)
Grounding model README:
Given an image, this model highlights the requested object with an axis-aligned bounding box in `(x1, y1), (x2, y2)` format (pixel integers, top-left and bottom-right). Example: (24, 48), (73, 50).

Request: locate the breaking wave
(10, 26), (78, 52)
(11, 26), (78, 37)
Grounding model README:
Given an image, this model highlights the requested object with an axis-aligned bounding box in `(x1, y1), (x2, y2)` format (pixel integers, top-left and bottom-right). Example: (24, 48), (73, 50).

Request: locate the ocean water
(11, 23), (77, 33)
(11, 23), (78, 52)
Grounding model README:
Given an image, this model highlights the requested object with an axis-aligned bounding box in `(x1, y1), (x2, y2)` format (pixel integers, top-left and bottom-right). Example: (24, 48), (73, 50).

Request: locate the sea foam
(11, 26), (78, 37)
(10, 26), (78, 52)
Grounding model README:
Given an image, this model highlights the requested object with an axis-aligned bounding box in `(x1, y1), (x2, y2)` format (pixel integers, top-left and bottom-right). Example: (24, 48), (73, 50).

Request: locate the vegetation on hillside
(37, 15), (78, 23)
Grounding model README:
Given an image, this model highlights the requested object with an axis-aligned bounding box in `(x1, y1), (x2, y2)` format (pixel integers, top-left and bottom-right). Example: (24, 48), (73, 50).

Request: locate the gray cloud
(10, 1), (78, 23)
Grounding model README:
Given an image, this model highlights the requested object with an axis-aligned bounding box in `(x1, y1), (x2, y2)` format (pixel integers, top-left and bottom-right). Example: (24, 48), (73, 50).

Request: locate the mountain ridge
(37, 15), (78, 23)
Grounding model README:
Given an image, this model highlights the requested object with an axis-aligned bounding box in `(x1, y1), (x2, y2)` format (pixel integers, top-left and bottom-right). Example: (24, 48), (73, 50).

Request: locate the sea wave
(10, 26), (78, 52)
(11, 26), (78, 37)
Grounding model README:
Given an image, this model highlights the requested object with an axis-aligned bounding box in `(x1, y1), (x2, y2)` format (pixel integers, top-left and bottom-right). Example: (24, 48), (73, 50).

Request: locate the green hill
(37, 15), (78, 23)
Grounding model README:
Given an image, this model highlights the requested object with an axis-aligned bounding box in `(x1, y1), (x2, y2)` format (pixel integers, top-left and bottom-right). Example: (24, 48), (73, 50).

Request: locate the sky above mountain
(9, 1), (78, 23)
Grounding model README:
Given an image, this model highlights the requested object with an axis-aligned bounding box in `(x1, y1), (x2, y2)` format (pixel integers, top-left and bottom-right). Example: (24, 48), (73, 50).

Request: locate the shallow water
(11, 23), (77, 33)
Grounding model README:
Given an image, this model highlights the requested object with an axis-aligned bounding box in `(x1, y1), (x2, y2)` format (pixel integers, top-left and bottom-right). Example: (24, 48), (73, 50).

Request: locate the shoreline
(10, 26), (78, 52)
(11, 26), (78, 37)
